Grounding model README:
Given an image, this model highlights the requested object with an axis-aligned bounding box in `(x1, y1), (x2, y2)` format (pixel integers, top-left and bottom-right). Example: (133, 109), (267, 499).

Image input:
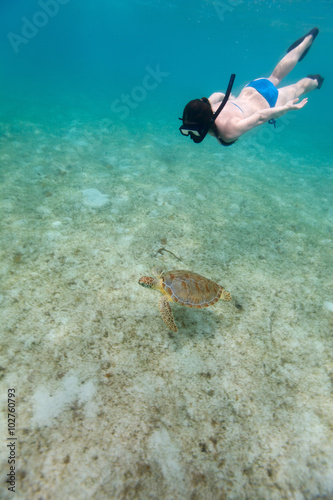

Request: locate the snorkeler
(179, 28), (324, 146)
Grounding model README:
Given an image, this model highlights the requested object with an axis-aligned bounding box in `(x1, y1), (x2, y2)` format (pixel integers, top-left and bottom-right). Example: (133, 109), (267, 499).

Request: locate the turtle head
(138, 276), (158, 289)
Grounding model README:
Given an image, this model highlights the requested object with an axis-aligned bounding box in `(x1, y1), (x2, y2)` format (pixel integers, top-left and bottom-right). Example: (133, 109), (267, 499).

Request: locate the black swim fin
(287, 27), (319, 61)
(307, 74), (324, 89)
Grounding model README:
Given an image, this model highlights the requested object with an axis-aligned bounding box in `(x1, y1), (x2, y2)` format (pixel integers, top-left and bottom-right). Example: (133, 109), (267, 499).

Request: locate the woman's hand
(287, 97), (308, 110)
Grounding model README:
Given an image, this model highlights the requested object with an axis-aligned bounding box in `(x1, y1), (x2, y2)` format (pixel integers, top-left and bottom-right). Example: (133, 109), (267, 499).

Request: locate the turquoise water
(1, 1), (333, 499)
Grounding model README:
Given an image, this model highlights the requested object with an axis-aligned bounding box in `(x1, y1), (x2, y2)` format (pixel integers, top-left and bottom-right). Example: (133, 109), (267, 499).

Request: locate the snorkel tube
(179, 73), (236, 143)
(213, 74), (235, 122)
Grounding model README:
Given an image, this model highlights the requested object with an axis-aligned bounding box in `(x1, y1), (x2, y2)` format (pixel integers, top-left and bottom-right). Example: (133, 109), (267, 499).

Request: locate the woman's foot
(287, 27), (319, 62)
(307, 74), (324, 89)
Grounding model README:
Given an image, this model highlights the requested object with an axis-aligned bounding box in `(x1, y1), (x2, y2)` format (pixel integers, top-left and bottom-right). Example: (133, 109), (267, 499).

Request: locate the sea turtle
(138, 269), (231, 332)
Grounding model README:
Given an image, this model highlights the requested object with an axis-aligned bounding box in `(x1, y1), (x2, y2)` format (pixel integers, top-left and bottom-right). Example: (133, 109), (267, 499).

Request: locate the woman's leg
(268, 35), (313, 87)
(275, 77), (318, 106)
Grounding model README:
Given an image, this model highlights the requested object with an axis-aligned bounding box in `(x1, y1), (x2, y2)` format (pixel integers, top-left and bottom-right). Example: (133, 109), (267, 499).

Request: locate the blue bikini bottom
(246, 78), (278, 108)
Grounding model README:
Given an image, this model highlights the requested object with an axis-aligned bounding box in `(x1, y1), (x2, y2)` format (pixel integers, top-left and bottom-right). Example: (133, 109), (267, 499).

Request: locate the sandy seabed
(0, 116), (332, 500)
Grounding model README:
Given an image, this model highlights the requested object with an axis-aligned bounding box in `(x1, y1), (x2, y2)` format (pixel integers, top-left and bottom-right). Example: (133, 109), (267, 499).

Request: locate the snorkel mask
(179, 74), (236, 143)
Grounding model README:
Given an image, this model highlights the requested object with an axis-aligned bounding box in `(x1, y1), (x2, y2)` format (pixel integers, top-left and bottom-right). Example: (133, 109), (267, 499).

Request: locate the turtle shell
(161, 270), (222, 308)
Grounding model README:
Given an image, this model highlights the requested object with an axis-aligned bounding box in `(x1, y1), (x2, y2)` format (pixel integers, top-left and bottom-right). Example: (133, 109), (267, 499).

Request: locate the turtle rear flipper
(159, 296), (178, 332)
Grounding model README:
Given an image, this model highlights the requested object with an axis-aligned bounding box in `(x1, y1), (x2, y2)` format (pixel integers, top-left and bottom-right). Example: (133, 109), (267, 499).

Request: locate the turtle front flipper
(158, 296), (178, 332)
(221, 288), (231, 301)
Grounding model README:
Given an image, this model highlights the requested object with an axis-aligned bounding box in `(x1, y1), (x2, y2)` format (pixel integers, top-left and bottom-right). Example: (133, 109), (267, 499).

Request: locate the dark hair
(182, 98), (214, 128)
